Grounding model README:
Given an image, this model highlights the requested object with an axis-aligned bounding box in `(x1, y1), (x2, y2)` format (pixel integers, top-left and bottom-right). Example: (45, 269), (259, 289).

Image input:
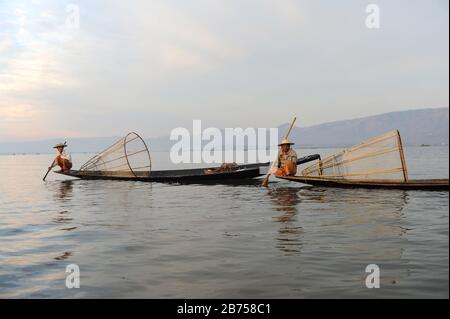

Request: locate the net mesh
(79, 132), (151, 177)
(302, 130), (408, 181)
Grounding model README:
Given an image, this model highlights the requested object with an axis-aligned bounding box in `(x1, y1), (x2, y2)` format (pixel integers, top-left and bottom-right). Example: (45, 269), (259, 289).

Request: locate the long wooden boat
(278, 176), (449, 191)
(54, 163), (269, 184)
(278, 131), (449, 191)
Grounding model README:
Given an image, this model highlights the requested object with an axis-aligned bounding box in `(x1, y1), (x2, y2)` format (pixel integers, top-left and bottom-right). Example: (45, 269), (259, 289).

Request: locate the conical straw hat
(278, 138), (295, 146)
(53, 142), (67, 148)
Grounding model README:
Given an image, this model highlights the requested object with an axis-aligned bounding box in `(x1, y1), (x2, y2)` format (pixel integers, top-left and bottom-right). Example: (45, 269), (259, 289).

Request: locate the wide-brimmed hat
(53, 142), (67, 149)
(278, 138), (295, 146)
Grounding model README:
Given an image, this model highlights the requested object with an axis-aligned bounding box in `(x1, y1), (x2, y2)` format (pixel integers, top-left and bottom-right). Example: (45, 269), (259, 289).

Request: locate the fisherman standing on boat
(49, 142), (72, 173)
(274, 138), (298, 177)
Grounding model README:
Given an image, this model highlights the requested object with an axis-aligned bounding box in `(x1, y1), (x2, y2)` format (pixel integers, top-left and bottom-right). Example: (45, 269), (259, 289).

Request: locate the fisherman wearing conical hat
(274, 138), (298, 177)
(49, 142), (72, 173)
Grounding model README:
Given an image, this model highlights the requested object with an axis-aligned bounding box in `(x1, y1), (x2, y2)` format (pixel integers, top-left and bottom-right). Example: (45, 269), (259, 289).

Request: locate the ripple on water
(0, 151), (448, 298)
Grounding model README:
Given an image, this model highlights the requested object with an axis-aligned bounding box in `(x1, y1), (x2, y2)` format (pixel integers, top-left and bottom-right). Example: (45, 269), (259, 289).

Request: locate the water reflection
(52, 210), (73, 225)
(53, 180), (74, 201)
(296, 187), (411, 286)
(298, 187), (409, 235)
(268, 187), (303, 255)
(0, 152), (448, 298)
(51, 182), (76, 261)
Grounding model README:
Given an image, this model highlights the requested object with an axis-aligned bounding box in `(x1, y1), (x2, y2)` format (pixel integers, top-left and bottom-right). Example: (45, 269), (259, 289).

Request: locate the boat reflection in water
(268, 187), (303, 255)
(267, 183), (417, 294)
(289, 186), (413, 294)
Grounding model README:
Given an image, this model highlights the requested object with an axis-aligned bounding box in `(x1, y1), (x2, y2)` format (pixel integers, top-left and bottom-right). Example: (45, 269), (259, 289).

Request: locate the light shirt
(278, 148), (298, 168)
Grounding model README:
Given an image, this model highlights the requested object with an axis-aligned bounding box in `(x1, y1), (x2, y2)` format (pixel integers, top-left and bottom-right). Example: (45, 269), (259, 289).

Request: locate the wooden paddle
(43, 159), (55, 181)
(262, 117), (297, 187)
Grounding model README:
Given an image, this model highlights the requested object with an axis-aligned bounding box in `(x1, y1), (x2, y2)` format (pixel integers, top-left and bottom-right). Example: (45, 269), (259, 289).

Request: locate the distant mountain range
(0, 107), (448, 154)
(287, 107), (449, 147)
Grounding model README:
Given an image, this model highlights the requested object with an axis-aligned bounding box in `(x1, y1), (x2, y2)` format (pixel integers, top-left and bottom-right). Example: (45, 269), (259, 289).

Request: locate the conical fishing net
(302, 130), (408, 181)
(79, 132), (151, 177)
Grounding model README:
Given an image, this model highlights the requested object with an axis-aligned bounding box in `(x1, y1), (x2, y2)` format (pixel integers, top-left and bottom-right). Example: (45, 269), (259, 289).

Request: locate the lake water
(0, 147), (448, 298)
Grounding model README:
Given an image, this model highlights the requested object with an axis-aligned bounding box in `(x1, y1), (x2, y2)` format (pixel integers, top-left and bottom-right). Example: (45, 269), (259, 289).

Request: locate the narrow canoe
(278, 176), (449, 191)
(54, 163), (269, 184)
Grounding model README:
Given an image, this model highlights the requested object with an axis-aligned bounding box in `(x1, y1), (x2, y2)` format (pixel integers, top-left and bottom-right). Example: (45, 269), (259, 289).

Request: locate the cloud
(104, 1), (244, 70)
(0, 103), (41, 122)
(0, 101), (45, 140)
(0, 46), (78, 93)
(0, 0), (448, 142)
(266, 0), (303, 26)
(161, 44), (203, 68)
(0, 37), (13, 54)
(0, 99), (84, 141)
(0, 1), (80, 94)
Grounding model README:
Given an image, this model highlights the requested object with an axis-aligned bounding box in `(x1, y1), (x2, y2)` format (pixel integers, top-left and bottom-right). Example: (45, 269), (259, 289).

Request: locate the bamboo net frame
(79, 132), (151, 177)
(301, 130), (409, 181)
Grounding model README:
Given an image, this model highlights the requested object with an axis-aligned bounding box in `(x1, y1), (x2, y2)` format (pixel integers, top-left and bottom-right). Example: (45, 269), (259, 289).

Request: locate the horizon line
(1, 106), (448, 144)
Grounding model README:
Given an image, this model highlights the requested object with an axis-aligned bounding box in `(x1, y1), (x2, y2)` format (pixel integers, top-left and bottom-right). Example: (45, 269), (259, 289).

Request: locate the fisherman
(49, 142), (72, 173)
(274, 138), (298, 177)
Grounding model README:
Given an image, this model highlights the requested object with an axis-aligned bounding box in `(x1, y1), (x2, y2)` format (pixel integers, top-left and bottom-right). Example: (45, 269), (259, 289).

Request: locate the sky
(0, 0), (448, 142)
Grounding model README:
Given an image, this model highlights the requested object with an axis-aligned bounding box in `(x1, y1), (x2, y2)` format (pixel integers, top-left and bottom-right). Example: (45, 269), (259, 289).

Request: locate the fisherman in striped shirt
(274, 138), (298, 177)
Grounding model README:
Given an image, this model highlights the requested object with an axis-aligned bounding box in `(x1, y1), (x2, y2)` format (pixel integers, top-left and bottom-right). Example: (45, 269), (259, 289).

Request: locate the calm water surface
(0, 147), (448, 298)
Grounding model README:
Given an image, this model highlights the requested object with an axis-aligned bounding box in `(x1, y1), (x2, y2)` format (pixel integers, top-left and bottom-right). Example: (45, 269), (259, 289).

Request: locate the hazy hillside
(0, 107), (448, 154)
(283, 107), (449, 147)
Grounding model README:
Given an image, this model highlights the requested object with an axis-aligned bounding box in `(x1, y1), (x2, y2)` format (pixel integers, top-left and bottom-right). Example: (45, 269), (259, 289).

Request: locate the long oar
(43, 159), (55, 181)
(262, 117), (297, 187)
